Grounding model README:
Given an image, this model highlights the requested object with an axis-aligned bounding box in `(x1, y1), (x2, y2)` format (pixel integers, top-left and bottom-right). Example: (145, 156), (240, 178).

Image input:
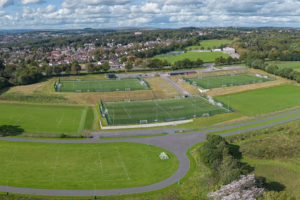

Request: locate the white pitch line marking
(13, 109), (31, 125)
(52, 149), (59, 181)
(98, 152), (104, 173)
(3, 151), (17, 172)
(116, 147), (130, 180)
(57, 113), (65, 128)
(122, 105), (131, 119)
(153, 102), (173, 119)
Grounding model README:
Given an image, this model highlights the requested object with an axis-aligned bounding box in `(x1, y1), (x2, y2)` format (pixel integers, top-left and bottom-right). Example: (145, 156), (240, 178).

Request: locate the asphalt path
(0, 110), (300, 196)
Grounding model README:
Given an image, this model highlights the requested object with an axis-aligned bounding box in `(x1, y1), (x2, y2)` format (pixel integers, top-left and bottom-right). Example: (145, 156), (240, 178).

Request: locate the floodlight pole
(228, 96), (229, 113)
(113, 106), (115, 125)
(94, 184), (96, 199)
(7, 180), (8, 196)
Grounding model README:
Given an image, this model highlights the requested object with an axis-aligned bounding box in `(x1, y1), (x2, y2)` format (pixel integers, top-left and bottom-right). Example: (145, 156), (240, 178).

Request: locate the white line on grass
(189, 101), (205, 111)
(98, 152), (104, 173)
(122, 106), (131, 119)
(114, 157), (122, 167)
(52, 149), (59, 181)
(116, 147), (130, 180)
(3, 151), (17, 172)
(72, 117), (76, 124)
(153, 102), (174, 119)
(57, 113), (65, 128)
(13, 109), (31, 125)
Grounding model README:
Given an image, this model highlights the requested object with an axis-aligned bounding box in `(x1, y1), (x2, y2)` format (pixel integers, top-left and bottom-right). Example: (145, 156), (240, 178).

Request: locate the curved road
(1, 110), (300, 196)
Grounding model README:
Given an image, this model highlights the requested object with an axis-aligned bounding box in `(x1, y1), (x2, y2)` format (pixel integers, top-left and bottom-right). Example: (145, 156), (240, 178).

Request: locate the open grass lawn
(57, 79), (148, 93)
(0, 141), (178, 190)
(185, 39), (233, 50)
(154, 52), (230, 63)
(102, 97), (229, 125)
(186, 73), (274, 89)
(0, 103), (91, 135)
(266, 61), (300, 68)
(215, 85), (300, 116)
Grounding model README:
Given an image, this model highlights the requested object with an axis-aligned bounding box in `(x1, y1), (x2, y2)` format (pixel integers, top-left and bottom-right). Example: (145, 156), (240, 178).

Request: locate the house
(49, 61), (58, 67)
(135, 32), (142, 35)
(223, 47), (236, 54)
(212, 49), (222, 52)
(51, 51), (60, 56)
(167, 70), (197, 76)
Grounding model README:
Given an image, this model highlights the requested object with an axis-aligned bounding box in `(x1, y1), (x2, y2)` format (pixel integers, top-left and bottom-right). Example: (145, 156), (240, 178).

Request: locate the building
(223, 47), (236, 54)
(168, 70), (197, 76)
(135, 32), (142, 35)
(212, 49), (222, 52)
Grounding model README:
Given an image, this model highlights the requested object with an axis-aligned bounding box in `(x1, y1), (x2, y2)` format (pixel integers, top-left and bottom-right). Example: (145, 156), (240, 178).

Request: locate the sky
(0, 0), (299, 29)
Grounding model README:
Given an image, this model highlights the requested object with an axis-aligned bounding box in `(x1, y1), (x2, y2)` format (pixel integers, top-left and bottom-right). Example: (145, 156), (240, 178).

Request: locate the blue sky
(0, 0), (299, 29)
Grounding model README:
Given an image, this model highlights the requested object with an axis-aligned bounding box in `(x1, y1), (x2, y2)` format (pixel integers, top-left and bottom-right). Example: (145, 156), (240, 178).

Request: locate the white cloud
(81, 0), (132, 5)
(0, 10), (8, 16)
(37, 4), (57, 13)
(0, 0), (14, 8)
(20, 0), (46, 5)
(22, 6), (35, 14)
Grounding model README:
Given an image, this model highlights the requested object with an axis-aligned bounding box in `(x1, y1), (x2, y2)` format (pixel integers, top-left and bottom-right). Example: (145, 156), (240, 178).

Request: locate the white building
(212, 49), (222, 52)
(223, 47), (236, 54)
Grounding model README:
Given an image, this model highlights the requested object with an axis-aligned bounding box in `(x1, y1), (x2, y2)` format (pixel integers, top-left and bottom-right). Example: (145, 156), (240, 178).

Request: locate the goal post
(76, 90), (82, 93)
(125, 88), (131, 91)
(76, 79), (81, 81)
(116, 78), (121, 80)
(140, 120), (148, 124)
(124, 99), (131, 102)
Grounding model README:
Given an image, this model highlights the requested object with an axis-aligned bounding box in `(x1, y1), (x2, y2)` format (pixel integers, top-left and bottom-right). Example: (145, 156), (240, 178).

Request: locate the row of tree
(246, 59), (300, 83)
(214, 56), (240, 66)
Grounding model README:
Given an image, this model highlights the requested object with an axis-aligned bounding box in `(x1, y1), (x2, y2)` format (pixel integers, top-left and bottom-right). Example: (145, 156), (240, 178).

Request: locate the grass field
(186, 40), (232, 50)
(0, 141), (178, 190)
(266, 61), (300, 68)
(185, 73), (274, 89)
(0, 103), (90, 135)
(154, 52), (230, 63)
(215, 85), (300, 116)
(102, 97), (229, 125)
(57, 79), (148, 93)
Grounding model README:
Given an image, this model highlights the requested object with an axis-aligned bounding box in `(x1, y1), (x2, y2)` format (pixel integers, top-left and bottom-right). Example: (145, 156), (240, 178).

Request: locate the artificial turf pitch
(102, 97), (229, 125)
(0, 141), (178, 189)
(57, 79), (148, 92)
(186, 74), (273, 89)
(0, 103), (88, 135)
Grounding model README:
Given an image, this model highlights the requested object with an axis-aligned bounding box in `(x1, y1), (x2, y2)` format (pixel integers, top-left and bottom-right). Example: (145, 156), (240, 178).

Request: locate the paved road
(0, 110), (300, 196)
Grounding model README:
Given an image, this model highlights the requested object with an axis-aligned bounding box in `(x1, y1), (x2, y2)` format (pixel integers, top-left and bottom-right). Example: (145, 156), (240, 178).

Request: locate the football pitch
(0, 141), (178, 189)
(102, 97), (229, 125)
(185, 73), (274, 89)
(56, 79), (148, 93)
(0, 103), (89, 135)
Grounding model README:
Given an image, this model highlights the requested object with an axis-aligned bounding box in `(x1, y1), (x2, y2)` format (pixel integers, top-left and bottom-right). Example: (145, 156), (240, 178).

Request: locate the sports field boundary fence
(100, 97), (231, 126)
(183, 73), (276, 89)
(54, 78), (149, 93)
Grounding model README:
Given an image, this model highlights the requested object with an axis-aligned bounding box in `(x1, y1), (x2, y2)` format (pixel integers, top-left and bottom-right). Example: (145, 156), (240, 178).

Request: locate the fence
(183, 74), (276, 89)
(137, 77), (151, 89)
(103, 108), (228, 125)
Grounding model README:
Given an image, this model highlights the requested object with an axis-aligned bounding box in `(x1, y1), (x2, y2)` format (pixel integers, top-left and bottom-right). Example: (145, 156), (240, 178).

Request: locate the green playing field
(0, 103), (89, 135)
(0, 141), (178, 189)
(185, 73), (275, 89)
(56, 79), (148, 93)
(101, 97), (230, 125)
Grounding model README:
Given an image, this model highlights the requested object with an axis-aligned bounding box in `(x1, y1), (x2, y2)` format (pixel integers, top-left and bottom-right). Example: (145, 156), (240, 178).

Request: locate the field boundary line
(116, 147), (130, 180)
(13, 109), (31, 125)
(57, 113), (65, 128)
(114, 157), (123, 168)
(3, 150), (17, 172)
(52, 149), (59, 181)
(197, 96), (230, 113)
(122, 105), (131, 119)
(154, 102), (174, 119)
(98, 152), (104, 173)
(78, 107), (88, 134)
(72, 117), (76, 125)
(188, 101), (205, 111)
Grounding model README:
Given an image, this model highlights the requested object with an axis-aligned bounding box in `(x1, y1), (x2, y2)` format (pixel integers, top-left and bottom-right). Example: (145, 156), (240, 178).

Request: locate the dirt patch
(64, 90), (155, 105)
(144, 77), (181, 99)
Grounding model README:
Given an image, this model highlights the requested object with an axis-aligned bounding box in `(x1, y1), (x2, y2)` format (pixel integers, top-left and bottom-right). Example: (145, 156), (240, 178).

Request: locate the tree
(208, 174), (264, 200)
(265, 64), (278, 74)
(101, 62), (110, 72)
(45, 67), (53, 76)
(226, 56), (233, 65)
(195, 58), (204, 67)
(125, 63), (133, 71)
(71, 66), (78, 75)
(134, 58), (143, 66)
(86, 63), (95, 73)
(0, 77), (9, 89)
(120, 56), (127, 63)
(54, 66), (62, 75)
